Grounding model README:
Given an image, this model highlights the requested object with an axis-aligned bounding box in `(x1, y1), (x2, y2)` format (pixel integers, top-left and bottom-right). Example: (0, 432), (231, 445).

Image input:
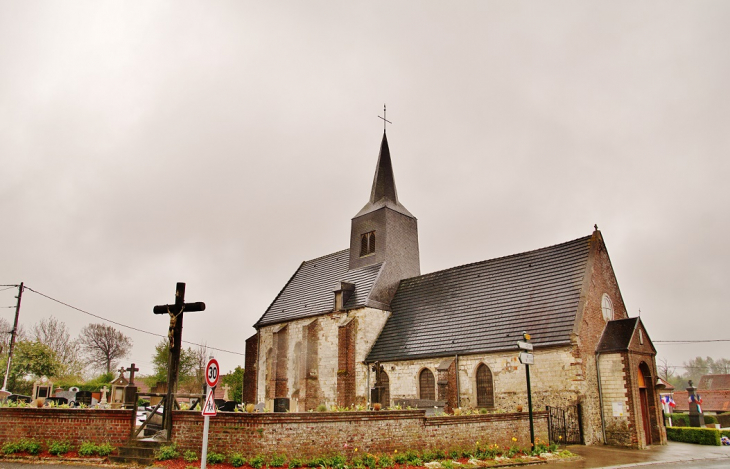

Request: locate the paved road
(548, 441), (730, 469)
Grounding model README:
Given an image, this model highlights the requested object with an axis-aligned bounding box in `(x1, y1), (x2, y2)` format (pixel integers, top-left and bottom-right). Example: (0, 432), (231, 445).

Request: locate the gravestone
(76, 391), (93, 407)
(32, 378), (53, 401)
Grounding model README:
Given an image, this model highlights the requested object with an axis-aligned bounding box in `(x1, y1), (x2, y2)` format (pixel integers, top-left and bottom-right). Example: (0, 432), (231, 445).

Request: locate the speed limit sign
(205, 358), (220, 388)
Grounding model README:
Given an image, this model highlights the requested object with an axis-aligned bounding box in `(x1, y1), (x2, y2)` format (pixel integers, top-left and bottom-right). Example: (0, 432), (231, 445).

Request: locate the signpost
(518, 332), (535, 449)
(201, 357), (220, 469)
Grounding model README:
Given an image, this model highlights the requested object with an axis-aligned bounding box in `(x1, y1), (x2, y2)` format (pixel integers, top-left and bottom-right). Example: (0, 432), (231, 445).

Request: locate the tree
(148, 340), (203, 392)
(682, 356), (712, 386)
(221, 366), (244, 403)
(0, 317), (26, 354)
(710, 358), (730, 374)
(32, 317), (82, 378)
(0, 340), (61, 395)
(78, 323), (132, 374)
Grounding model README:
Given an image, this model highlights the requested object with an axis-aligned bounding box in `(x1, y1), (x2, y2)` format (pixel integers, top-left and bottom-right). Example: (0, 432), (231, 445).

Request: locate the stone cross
(118, 366), (126, 378)
(153, 282), (206, 439)
(100, 385), (109, 404)
(125, 363), (139, 385)
(222, 384), (231, 401)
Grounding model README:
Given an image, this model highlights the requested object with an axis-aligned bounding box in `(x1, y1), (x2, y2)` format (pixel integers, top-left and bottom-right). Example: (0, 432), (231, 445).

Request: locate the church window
(360, 231), (376, 257)
(601, 294), (614, 321)
(476, 363), (494, 408)
(419, 369), (436, 400)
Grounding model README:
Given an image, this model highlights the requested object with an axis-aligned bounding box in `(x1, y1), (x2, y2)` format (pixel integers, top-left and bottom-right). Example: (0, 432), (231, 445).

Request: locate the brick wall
(170, 410), (547, 458)
(243, 333), (259, 405)
(337, 318), (356, 406)
(0, 408), (131, 446)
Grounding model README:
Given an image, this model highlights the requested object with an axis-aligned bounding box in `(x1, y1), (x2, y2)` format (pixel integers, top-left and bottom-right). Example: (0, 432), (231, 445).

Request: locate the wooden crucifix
(153, 282), (206, 438)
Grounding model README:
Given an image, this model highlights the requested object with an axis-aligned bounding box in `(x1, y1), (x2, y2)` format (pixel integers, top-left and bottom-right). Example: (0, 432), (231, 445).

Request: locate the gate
(546, 404), (583, 444)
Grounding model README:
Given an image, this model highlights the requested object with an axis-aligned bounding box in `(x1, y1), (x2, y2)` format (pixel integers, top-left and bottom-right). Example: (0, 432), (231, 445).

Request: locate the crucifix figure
(222, 384), (231, 401)
(100, 385), (109, 405)
(378, 104), (392, 133)
(125, 363), (139, 386)
(153, 282), (206, 438)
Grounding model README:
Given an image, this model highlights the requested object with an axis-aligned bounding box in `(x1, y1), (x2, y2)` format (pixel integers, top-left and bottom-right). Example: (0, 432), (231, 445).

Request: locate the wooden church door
(637, 366), (652, 445)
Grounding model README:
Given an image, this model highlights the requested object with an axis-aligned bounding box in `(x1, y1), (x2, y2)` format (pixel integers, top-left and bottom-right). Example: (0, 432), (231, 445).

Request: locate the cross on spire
(378, 104), (392, 133)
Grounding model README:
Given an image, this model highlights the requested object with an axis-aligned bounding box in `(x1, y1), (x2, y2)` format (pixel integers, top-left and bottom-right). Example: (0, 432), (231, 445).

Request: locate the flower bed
(153, 441), (576, 469)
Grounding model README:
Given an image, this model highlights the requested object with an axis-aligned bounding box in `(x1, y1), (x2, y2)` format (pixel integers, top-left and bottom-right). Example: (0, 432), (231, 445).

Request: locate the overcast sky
(1, 1), (728, 380)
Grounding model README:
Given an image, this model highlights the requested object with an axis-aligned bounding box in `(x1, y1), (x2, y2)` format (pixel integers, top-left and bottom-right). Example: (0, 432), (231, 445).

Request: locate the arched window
(378, 370), (390, 407)
(419, 369), (436, 400)
(360, 231), (376, 257)
(476, 363), (494, 408)
(601, 294), (614, 321)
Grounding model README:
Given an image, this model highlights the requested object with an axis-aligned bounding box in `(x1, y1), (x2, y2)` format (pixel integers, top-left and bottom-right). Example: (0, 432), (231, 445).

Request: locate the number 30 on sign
(206, 358), (220, 388)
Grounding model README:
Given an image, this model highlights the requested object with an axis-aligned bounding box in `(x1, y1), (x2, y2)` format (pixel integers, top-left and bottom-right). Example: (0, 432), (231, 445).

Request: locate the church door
(637, 364), (652, 445)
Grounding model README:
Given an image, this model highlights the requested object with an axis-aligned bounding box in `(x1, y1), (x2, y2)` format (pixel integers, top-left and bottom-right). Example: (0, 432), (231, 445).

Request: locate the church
(243, 132), (666, 448)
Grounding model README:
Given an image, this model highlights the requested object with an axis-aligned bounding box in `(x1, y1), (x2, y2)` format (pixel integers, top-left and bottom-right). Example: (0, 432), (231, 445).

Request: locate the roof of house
(698, 374), (730, 390)
(673, 390), (730, 413)
(254, 249), (384, 327)
(366, 235), (593, 362)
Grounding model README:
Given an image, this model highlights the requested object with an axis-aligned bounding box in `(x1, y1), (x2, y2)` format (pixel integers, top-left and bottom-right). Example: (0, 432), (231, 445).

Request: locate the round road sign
(206, 358), (220, 388)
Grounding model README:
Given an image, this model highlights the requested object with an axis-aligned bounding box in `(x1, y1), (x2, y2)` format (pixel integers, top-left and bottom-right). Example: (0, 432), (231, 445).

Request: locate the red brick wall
(0, 408), (131, 446)
(337, 319), (356, 406)
(574, 231), (631, 444)
(244, 333), (259, 405)
(170, 410), (548, 457)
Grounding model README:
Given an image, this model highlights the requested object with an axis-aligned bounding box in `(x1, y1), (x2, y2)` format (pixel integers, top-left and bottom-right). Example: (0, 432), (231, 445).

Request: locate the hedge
(666, 427), (720, 445)
(668, 413), (717, 426)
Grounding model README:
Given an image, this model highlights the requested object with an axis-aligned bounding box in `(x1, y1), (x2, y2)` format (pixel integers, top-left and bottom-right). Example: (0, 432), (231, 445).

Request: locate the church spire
(354, 132), (414, 218)
(370, 132), (398, 204)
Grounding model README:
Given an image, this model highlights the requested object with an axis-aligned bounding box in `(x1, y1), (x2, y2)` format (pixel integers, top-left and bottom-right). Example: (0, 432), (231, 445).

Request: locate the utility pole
(2, 282), (24, 392)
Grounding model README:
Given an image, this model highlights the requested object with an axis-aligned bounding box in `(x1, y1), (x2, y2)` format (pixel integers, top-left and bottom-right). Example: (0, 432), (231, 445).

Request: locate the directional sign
(519, 352), (534, 365)
(517, 341), (533, 351)
(202, 389), (217, 416)
(206, 358), (220, 388)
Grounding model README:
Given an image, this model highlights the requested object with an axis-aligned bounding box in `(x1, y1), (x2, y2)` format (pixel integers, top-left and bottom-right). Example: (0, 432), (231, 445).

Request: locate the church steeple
(348, 132), (420, 308)
(355, 132), (414, 219)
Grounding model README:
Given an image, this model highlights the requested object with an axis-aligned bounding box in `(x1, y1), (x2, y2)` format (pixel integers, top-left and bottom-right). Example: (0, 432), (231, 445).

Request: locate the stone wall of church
(380, 347), (584, 413)
(255, 307), (390, 410)
(597, 352), (632, 446)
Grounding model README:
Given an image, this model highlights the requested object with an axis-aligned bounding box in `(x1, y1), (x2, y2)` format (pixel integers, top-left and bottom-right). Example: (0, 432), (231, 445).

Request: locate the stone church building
(243, 132), (666, 448)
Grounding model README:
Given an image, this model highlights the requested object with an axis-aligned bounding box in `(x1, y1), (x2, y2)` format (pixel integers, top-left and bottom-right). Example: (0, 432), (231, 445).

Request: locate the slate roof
(254, 249), (384, 327)
(595, 318), (640, 353)
(367, 235), (593, 362)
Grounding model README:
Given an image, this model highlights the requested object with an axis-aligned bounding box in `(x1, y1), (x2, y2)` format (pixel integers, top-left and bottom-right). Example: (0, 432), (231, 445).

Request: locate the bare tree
(0, 317), (26, 355)
(78, 323), (132, 374)
(32, 317), (82, 377)
(657, 357), (674, 382)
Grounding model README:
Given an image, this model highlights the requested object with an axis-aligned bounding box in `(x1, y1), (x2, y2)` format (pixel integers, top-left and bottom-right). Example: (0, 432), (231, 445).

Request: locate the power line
(23, 286), (244, 357)
(654, 340), (730, 344)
